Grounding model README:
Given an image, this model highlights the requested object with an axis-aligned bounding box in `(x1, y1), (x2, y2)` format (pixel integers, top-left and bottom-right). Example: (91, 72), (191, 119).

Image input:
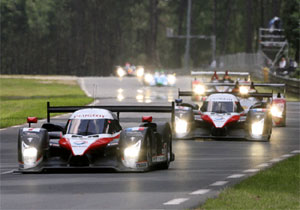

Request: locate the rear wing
(191, 71), (249, 76)
(178, 90), (273, 98)
(47, 102), (175, 125)
(200, 83), (286, 95)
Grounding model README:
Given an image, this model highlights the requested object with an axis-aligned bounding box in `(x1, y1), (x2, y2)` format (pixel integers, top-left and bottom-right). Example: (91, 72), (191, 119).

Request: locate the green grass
(0, 78), (93, 128)
(198, 154), (300, 210)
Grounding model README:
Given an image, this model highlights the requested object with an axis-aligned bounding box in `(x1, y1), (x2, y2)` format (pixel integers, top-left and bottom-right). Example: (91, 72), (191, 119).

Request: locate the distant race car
(190, 74), (286, 127)
(174, 90), (274, 141)
(191, 70), (250, 98)
(115, 65), (144, 78)
(18, 102), (175, 172)
(143, 72), (176, 86)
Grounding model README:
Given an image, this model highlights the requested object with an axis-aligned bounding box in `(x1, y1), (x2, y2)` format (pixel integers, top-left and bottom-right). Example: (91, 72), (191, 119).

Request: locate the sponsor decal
(136, 161), (148, 169)
(73, 140), (88, 146)
(214, 117), (224, 121)
(23, 128), (40, 132)
(74, 114), (105, 118)
(126, 127), (145, 131)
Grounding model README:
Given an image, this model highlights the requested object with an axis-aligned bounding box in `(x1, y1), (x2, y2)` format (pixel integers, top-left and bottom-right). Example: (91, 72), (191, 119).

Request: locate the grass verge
(0, 78), (93, 128)
(198, 154), (300, 210)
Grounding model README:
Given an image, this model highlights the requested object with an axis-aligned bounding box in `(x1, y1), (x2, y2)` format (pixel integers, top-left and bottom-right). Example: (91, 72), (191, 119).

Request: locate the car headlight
(193, 84), (205, 95)
(144, 73), (154, 83)
(239, 86), (249, 95)
(124, 140), (141, 159)
(117, 68), (126, 77)
(23, 147), (38, 165)
(251, 119), (264, 136)
(175, 117), (188, 134)
(136, 67), (144, 77)
(167, 74), (176, 85)
(270, 105), (282, 118)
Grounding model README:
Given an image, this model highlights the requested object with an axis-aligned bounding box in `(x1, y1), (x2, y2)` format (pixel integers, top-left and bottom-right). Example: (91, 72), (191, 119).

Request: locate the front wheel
(157, 123), (172, 169)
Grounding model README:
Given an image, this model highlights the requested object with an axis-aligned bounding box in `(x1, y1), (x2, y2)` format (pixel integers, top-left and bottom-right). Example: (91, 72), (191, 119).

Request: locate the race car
(143, 71), (176, 87)
(174, 91), (273, 141)
(191, 70), (250, 97)
(115, 65), (144, 78)
(189, 77), (286, 127)
(18, 102), (175, 172)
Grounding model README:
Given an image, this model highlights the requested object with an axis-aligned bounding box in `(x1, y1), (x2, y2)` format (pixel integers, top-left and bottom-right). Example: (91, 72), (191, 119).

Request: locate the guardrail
(267, 71), (300, 95)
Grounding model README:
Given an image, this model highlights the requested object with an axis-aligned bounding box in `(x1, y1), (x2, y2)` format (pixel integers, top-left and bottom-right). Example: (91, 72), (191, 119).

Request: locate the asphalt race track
(1, 76), (299, 209)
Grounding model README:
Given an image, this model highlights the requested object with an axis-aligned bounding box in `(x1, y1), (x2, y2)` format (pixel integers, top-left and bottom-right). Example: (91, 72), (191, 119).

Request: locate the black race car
(18, 102), (175, 172)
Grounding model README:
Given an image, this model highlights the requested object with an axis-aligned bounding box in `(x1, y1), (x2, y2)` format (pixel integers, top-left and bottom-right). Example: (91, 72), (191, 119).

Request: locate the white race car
(18, 102), (175, 172)
(174, 91), (273, 141)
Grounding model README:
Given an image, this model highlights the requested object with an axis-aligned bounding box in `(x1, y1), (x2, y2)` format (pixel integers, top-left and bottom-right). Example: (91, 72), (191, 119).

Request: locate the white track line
(79, 78), (92, 97)
(281, 154), (293, 158)
(270, 158), (283, 163)
(163, 198), (189, 205)
(291, 150), (300, 154)
(227, 174), (245, 179)
(210, 181), (228, 186)
(243, 169), (260, 173)
(1, 170), (14, 175)
(257, 163), (269, 168)
(189, 189), (211, 195)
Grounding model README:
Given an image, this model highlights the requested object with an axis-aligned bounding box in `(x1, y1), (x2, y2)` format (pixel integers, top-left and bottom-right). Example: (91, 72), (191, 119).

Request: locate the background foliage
(1, 0), (299, 76)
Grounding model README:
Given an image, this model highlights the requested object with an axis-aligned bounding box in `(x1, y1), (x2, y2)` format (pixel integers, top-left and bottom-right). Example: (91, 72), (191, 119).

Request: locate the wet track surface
(1, 76), (299, 209)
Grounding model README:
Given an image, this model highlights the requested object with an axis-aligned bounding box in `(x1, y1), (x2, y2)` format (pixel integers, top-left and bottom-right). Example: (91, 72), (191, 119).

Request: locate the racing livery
(18, 102), (175, 172)
(174, 91), (273, 141)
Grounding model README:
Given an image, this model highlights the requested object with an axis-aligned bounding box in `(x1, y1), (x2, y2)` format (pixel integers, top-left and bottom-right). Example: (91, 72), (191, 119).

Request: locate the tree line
(1, 0), (299, 76)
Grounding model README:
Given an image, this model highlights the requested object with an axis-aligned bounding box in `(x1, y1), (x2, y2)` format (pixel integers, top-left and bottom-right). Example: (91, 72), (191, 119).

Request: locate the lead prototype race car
(174, 91), (273, 141)
(18, 102), (175, 172)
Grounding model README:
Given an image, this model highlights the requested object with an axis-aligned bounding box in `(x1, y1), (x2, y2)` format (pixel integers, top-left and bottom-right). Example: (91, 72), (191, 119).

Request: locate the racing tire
(156, 123), (172, 169)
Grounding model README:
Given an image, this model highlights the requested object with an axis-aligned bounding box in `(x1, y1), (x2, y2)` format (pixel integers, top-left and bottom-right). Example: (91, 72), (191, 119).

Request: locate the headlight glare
(193, 85), (205, 95)
(117, 68), (126, 77)
(239, 86), (249, 95)
(23, 147), (38, 165)
(144, 73), (154, 83)
(175, 117), (188, 134)
(251, 119), (264, 136)
(167, 74), (176, 85)
(124, 140), (141, 159)
(271, 105), (282, 118)
(136, 68), (144, 77)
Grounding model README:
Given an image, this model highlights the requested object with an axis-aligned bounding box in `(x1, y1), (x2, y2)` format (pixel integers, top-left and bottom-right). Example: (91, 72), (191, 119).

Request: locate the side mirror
(27, 117), (38, 127)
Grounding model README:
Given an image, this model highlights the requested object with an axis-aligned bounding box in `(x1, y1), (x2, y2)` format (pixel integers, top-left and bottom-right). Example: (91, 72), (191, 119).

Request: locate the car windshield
(67, 119), (109, 135)
(208, 101), (234, 113)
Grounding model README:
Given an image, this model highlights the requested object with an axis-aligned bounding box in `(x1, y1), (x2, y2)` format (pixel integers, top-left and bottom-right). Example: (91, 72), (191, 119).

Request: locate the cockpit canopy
(66, 119), (121, 135)
(201, 94), (244, 113)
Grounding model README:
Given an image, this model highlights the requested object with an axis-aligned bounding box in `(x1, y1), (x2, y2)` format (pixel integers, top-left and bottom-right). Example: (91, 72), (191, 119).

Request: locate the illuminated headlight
(117, 68), (126, 77)
(124, 140), (141, 159)
(239, 86), (249, 95)
(193, 85), (205, 95)
(167, 74), (176, 85)
(271, 105), (282, 118)
(23, 147), (38, 165)
(144, 73), (154, 83)
(175, 117), (188, 134)
(136, 67), (144, 77)
(251, 119), (264, 136)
